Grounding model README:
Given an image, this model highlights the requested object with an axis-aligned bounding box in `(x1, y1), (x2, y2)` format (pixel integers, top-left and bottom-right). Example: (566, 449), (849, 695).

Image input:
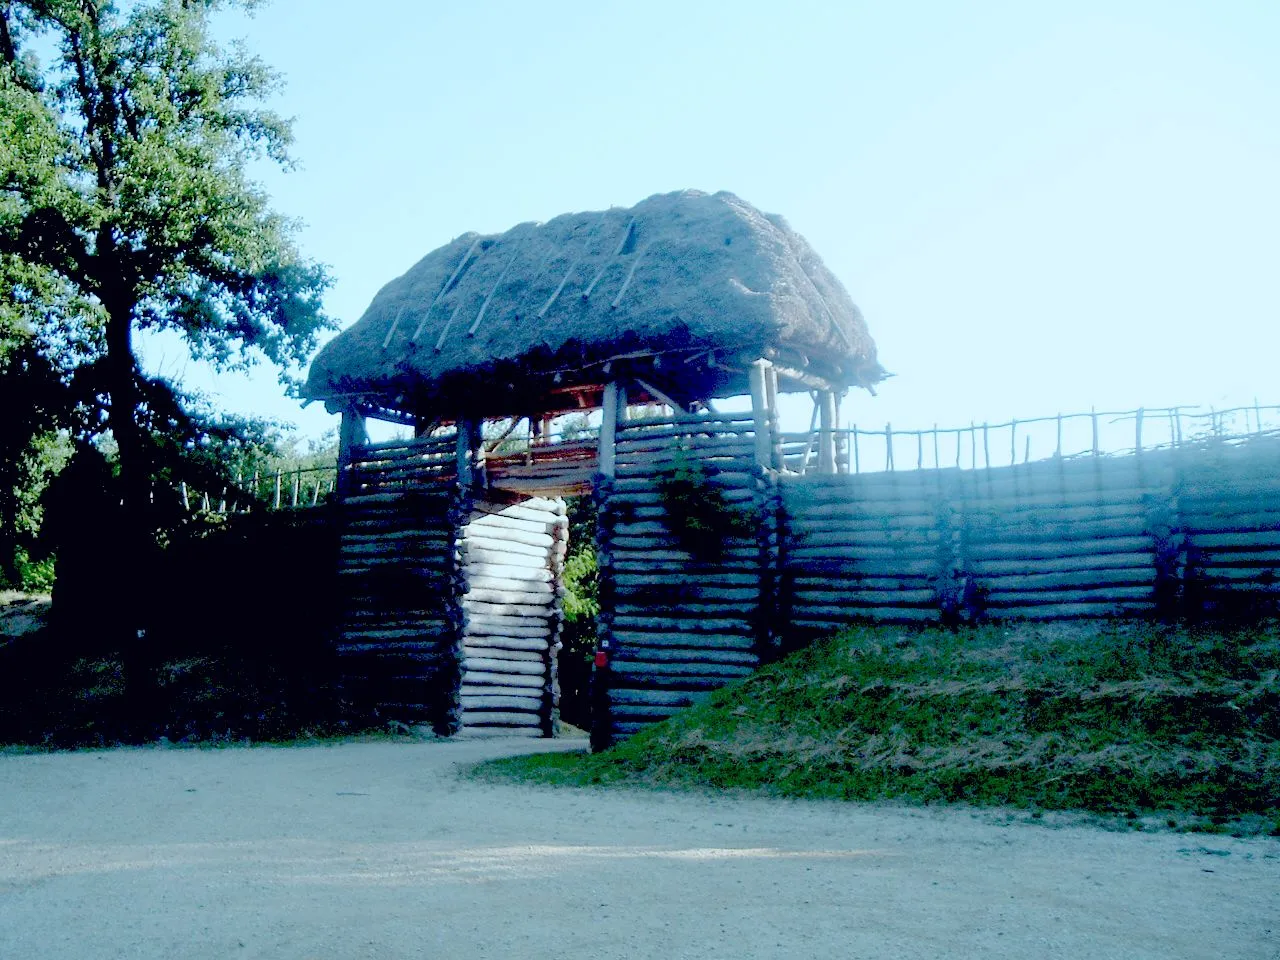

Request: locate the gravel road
(1, 737), (1276, 959)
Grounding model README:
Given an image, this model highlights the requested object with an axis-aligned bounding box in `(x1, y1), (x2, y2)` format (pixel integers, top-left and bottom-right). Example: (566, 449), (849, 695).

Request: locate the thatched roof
(305, 190), (883, 417)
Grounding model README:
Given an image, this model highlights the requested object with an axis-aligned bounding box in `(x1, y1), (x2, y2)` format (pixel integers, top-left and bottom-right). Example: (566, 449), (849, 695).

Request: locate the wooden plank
(611, 616), (754, 634)
(983, 586), (1155, 605)
(460, 645), (545, 663)
(966, 552), (1154, 576)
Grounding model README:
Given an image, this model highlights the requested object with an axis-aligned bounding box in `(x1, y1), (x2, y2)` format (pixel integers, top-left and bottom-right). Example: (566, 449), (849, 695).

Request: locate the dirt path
(0, 738), (1276, 960)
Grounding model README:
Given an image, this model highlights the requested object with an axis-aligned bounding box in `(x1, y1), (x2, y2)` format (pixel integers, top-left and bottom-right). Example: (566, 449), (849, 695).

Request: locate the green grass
(476, 621), (1280, 833)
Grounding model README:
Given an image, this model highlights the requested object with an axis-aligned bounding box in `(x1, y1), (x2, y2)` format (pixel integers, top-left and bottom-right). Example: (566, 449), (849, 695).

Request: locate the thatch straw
(305, 190), (883, 412)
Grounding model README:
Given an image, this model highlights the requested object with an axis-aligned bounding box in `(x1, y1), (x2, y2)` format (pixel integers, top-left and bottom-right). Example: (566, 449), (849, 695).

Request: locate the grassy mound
(478, 621), (1280, 832)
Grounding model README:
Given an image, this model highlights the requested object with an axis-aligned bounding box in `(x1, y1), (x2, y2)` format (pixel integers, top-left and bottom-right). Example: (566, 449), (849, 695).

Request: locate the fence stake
(1024, 435), (1031, 463)
(932, 426), (940, 471)
(970, 423), (977, 470)
(885, 422), (894, 471)
(1055, 414), (1063, 458)
(291, 472), (300, 507)
(180, 481), (189, 511)
(982, 422), (990, 469)
(852, 426), (860, 474)
(273, 469), (282, 509)
(916, 431), (923, 470)
(1010, 419), (1017, 467)
(1135, 407), (1144, 453)
(1091, 409), (1099, 457)
(955, 429), (962, 468)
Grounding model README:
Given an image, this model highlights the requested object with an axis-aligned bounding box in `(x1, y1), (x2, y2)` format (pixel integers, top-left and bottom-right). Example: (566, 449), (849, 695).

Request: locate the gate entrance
(309, 190), (884, 741)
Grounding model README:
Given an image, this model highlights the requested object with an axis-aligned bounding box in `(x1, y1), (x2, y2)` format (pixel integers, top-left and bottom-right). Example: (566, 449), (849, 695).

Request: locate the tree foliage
(0, 0), (334, 730)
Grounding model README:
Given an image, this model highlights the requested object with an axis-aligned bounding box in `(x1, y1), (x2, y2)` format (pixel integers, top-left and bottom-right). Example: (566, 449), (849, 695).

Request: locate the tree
(0, 0), (333, 731)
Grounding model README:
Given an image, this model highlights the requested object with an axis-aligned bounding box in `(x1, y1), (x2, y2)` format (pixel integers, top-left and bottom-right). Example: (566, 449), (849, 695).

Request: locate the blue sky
(142, 0), (1280, 449)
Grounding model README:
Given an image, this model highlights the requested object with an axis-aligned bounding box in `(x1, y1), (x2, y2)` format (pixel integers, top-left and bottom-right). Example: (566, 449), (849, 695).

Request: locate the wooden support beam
(599, 381), (620, 478)
(749, 359), (774, 470)
(336, 407), (368, 498)
(818, 390), (837, 474)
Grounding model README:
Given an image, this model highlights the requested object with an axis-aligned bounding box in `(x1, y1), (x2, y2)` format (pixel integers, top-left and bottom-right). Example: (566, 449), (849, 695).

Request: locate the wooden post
(599, 381), (620, 478)
(817, 389), (836, 474)
(456, 417), (478, 490)
(336, 407), (367, 499)
(765, 364), (783, 469)
(749, 360), (773, 470)
(273, 469), (282, 509)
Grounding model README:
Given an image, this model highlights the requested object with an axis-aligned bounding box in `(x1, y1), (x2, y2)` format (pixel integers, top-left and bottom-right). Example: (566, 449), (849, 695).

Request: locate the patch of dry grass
(478, 621), (1280, 834)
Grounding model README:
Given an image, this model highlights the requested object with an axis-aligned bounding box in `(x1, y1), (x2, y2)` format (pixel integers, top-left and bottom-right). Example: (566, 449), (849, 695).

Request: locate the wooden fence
(779, 433), (1280, 629)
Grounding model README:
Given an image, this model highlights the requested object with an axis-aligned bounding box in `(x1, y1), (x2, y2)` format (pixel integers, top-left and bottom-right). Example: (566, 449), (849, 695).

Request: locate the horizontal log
(1188, 567), (1280, 583)
(974, 567), (1156, 590)
(460, 645), (545, 662)
(463, 547), (548, 570)
(338, 627), (452, 643)
(338, 549), (453, 566)
(461, 694), (543, 711)
(464, 656), (546, 676)
(471, 499), (565, 522)
(988, 601), (1154, 620)
(464, 586), (556, 606)
(613, 648), (758, 666)
(613, 602), (756, 617)
(962, 518), (1150, 544)
(461, 634), (549, 653)
(465, 563), (553, 583)
(791, 607), (941, 626)
(462, 670), (545, 688)
(341, 489), (455, 507)
(786, 558), (940, 577)
(965, 536), (1154, 561)
(610, 546), (760, 562)
(467, 512), (560, 536)
(606, 489), (756, 510)
(611, 616), (755, 634)
(983, 586), (1154, 605)
(792, 589), (937, 606)
(460, 682), (547, 699)
(461, 711), (543, 727)
(334, 640), (453, 655)
(608, 676), (740, 693)
(462, 600), (554, 619)
(609, 535), (757, 552)
(466, 575), (553, 594)
(610, 631), (757, 650)
(463, 534), (548, 559)
(610, 559), (760, 574)
(966, 552), (1154, 576)
(611, 572), (759, 587)
(609, 703), (685, 719)
(608, 688), (712, 707)
(1176, 502), (1280, 524)
(464, 620), (550, 640)
(1186, 530), (1280, 550)
(611, 475), (756, 495)
(785, 545), (942, 563)
(609, 660), (754, 679)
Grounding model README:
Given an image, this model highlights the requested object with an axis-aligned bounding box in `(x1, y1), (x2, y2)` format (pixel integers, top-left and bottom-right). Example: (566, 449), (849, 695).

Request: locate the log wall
(335, 434), (466, 733)
(594, 415), (775, 743)
(458, 497), (567, 736)
(779, 436), (1280, 629)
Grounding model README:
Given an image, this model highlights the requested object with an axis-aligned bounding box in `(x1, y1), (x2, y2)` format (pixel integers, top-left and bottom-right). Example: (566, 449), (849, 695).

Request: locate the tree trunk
(103, 290), (159, 740)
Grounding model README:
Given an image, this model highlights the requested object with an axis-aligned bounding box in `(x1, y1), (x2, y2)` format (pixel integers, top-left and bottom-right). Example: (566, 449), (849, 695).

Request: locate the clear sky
(141, 0), (1280, 449)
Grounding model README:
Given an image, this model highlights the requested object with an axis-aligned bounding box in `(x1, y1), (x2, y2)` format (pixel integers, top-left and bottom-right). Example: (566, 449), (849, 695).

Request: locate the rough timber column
(598, 381), (621, 478)
(749, 360), (775, 469)
(336, 406), (367, 497)
(818, 390), (837, 474)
